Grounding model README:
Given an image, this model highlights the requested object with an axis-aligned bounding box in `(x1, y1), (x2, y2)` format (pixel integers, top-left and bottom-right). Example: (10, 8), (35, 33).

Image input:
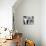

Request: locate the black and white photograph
(23, 16), (34, 25)
(0, 0), (46, 46)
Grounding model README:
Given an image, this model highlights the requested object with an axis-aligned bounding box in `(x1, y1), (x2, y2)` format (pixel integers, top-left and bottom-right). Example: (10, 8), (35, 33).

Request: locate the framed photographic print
(23, 16), (34, 25)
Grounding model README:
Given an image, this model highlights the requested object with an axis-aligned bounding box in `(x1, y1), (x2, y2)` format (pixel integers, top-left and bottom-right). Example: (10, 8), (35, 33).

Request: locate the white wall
(13, 0), (41, 46)
(0, 0), (46, 46)
(0, 0), (16, 30)
(41, 0), (46, 46)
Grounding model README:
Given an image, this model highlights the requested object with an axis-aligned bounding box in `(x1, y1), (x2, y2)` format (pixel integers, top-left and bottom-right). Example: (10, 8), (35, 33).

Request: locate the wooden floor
(0, 39), (16, 46)
(0, 33), (23, 46)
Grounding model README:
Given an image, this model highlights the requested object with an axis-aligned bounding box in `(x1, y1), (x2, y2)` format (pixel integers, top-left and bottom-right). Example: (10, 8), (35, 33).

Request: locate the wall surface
(13, 0), (41, 46)
(41, 0), (46, 46)
(0, 0), (16, 30)
(0, 0), (46, 46)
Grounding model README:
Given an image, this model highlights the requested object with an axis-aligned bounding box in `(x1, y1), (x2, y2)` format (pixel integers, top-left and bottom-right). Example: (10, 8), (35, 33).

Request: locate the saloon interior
(0, 0), (46, 46)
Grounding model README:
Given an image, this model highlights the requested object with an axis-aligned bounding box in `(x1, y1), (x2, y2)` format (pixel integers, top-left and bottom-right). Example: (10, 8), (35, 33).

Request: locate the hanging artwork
(23, 16), (34, 25)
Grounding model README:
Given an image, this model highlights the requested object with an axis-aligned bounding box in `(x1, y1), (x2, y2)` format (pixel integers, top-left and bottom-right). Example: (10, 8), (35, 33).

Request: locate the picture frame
(23, 16), (34, 25)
